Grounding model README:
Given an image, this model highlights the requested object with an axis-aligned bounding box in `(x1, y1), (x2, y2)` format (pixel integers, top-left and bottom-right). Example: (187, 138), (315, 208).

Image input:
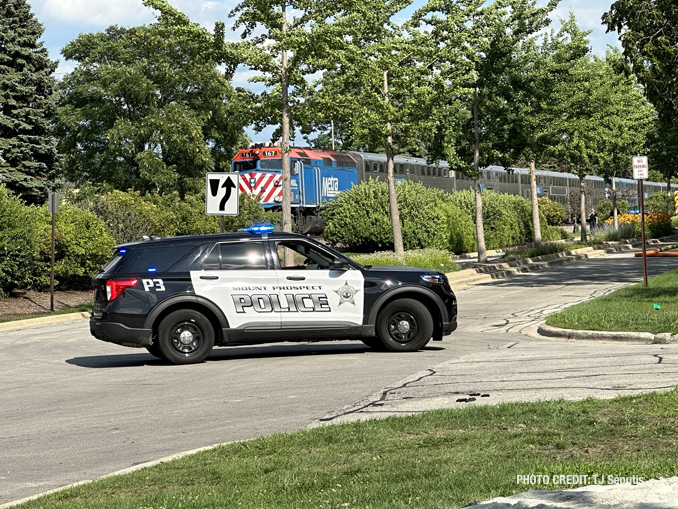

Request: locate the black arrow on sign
(219, 177), (236, 211)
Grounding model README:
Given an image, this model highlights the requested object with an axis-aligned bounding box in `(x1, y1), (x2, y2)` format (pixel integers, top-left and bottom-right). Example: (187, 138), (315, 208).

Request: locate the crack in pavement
(318, 369), (437, 422)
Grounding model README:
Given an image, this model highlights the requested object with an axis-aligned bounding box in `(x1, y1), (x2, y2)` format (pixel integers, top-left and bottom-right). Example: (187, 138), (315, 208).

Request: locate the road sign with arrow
(205, 173), (240, 216)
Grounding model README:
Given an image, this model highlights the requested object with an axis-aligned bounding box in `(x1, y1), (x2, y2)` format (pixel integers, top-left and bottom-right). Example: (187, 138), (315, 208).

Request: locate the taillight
(106, 279), (138, 301)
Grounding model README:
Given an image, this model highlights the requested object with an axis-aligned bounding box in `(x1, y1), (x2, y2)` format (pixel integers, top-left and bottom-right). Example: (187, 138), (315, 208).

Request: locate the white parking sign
(205, 173), (240, 216)
(632, 156), (648, 180)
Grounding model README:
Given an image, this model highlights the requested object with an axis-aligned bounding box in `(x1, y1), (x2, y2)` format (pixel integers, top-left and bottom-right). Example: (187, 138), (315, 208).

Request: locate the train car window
(322, 158), (333, 167)
(259, 159), (282, 169)
(334, 155), (357, 168)
(443, 169), (448, 177)
(233, 160), (257, 172)
(378, 163), (385, 173)
(302, 158), (312, 166)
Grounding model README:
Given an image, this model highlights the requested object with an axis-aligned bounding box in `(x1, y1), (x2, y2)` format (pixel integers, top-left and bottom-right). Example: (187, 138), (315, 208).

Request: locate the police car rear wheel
(377, 299), (433, 352)
(157, 310), (215, 365)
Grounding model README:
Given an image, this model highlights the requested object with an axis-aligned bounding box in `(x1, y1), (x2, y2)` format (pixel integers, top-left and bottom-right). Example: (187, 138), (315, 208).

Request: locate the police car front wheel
(376, 299), (433, 352)
(157, 310), (215, 365)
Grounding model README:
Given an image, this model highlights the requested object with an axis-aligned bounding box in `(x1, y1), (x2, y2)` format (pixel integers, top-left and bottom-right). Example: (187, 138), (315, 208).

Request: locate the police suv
(90, 226), (458, 364)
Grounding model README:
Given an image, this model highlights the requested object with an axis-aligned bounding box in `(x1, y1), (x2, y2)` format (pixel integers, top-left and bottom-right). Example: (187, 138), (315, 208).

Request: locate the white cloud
(38, 0), (153, 26)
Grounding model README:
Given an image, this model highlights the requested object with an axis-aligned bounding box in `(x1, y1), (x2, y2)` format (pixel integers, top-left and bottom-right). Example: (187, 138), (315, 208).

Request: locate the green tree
(0, 0), (59, 204)
(419, 0), (556, 261)
(300, 0), (423, 260)
(605, 1), (678, 217)
(594, 48), (652, 229)
(56, 0), (248, 196)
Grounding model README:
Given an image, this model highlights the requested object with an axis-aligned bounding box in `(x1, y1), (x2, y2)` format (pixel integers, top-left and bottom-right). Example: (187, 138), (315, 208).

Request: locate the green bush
(441, 202), (476, 254)
(645, 192), (674, 215)
(538, 197), (566, 226)
(322, 182), (552, 253)
(541, 224), (569, 241)
(0, 186), (40, 295)
(73, 189), (179, 244)
(597, 199), (629, 219)
(592, 222), (637, 241)
(321, 180), (453, 252)
(34, 204), (116, 290)
(447, 190), (537, 250)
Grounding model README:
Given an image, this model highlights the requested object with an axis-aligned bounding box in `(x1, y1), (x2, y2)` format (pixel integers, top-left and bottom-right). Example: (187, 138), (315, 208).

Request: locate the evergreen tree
(0, 0), (58, 203)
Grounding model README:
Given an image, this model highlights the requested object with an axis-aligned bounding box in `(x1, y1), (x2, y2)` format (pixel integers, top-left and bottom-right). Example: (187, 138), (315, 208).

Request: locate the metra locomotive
(232, 146), (669, 233)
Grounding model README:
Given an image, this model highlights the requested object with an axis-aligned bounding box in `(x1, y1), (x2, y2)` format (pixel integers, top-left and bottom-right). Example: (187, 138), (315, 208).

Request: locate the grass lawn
(18, 389), (678, 509)
(545, 268), (678, 334)
(0, 302), (92, 324)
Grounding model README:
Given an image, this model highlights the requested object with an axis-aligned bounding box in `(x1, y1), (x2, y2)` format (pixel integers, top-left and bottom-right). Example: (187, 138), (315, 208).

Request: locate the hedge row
(0, 186), (115, 295)
(0, 186), (279, 295)
(320, 180), (567, 253)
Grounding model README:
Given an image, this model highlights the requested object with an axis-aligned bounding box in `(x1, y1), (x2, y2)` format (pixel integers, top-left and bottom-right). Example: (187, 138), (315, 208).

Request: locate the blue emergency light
(148, 267), (157, 273)
(244, 225), (275, 233)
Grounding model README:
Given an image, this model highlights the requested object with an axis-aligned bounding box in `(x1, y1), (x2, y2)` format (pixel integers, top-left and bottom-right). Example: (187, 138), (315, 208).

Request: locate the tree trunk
(579, 178), (587, 242)
(280, 3), (294, 266)
(473, 88), (486, 263)
(383, 71), (404, 261)
(612, 173), (618, 230)
(667, 177), (673, 215)
(529, 159), (541, 248)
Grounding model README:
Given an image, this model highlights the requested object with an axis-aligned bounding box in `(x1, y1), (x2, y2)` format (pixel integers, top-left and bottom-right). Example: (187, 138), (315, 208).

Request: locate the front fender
(367, 286), (448, 326)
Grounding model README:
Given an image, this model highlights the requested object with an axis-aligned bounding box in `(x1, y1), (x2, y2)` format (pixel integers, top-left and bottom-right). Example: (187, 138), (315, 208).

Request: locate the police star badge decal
(335, 281), (359, 306)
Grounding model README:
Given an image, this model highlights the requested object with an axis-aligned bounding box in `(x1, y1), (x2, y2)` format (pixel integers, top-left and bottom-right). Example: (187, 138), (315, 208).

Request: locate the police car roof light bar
(244, 225), (275, 233)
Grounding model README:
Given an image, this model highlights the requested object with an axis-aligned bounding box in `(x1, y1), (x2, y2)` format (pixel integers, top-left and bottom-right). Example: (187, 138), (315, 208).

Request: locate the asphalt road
(1, 251), (677, 505)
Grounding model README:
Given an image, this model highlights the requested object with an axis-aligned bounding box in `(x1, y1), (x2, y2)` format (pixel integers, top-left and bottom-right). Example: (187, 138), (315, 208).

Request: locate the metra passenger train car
(232, 145), (669, 233)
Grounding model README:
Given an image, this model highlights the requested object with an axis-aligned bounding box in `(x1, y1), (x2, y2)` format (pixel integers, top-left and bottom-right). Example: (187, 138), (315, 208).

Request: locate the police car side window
(276, 241), (332, 270)
(202, 242), (267, 270)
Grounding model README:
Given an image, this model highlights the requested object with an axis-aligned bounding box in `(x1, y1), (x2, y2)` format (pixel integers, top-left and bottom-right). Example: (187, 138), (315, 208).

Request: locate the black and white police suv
(90, 226), (457, 364)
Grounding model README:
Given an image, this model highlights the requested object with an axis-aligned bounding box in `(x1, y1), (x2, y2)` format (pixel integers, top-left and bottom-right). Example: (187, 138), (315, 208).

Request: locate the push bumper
(90, 319), (152, 347)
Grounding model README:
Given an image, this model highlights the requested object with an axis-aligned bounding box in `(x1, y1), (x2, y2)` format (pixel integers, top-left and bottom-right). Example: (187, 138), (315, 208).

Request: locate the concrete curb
(0, 312), (89, 333)
(537, 323), (676, 344)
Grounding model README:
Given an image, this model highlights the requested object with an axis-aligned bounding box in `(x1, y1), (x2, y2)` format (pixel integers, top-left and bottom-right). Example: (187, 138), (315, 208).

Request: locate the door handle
(200, 275), (219, 280)
(286, 276), (305, 281)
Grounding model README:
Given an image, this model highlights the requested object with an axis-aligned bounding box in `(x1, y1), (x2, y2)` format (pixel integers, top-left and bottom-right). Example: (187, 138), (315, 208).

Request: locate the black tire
(145, 341), (167, 360)
(361, 337), (387, 350)
(157, 310), (215, 365)
(376, 298), (433, 352)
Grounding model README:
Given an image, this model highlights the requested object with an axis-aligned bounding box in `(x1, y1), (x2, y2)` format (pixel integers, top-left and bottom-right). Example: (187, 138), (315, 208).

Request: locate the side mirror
(332, 259), (348, 270)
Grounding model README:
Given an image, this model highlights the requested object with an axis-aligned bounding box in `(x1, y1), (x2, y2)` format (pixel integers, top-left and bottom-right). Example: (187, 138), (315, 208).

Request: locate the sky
(25, 0), (623, 140)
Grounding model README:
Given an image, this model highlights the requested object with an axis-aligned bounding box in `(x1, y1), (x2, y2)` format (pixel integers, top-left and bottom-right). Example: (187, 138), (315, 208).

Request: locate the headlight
(420, 274), (445, 284)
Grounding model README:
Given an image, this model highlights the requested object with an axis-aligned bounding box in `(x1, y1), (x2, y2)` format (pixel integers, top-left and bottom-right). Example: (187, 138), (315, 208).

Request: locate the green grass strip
(545, 268), (678, 334)
(502, 241), (597, 261)
(18, 389), (678, 509)
(0, 302), (92, 324)
(346, 249), (459, 273)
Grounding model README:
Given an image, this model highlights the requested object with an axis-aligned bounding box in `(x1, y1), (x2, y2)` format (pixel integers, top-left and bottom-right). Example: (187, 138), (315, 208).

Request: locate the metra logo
(322, 177), (339, 197)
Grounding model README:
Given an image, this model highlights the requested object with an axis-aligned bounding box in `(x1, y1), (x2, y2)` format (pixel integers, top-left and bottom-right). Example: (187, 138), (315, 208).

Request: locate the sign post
(632, 156), (648, 287)
(48, 191), (60, 311)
